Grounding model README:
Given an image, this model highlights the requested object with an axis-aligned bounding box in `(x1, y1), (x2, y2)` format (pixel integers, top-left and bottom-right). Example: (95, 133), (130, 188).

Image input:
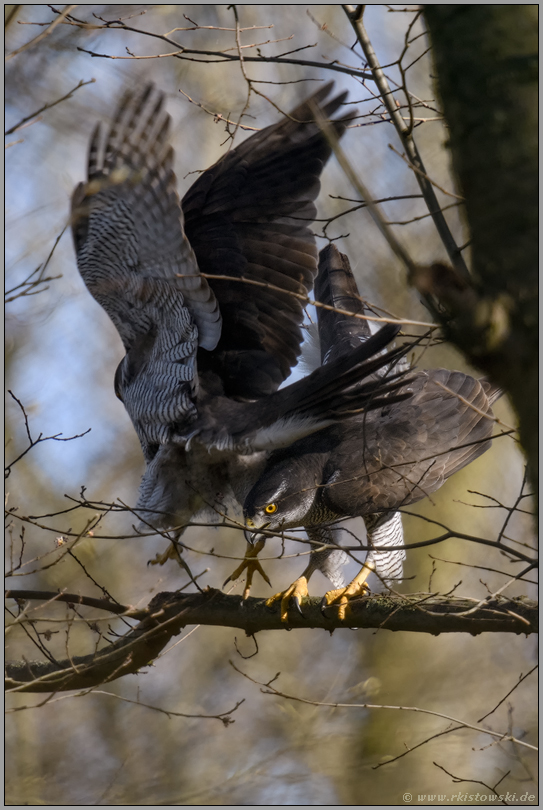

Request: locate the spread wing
(314, 247), (501, 511)
(182, 83), (355, 399)
(324, 369), (502, 515)
(71, 85), (221, 458)
(315, 243), (372, 364)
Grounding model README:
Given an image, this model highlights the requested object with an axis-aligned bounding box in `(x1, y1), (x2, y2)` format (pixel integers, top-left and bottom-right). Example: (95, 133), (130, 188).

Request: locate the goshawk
(71, 84), (410, 569)
(244, 245), (502, 619)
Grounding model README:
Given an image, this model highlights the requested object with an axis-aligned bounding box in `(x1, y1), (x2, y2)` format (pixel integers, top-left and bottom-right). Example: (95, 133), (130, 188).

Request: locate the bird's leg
(321, 513), (405, 618)
(223, 536), (271, 600)
(265, 529), (345, 623)
(321, 559), (376, 621)
(363, 511), (405, 585)
(147, 529), (202, 589)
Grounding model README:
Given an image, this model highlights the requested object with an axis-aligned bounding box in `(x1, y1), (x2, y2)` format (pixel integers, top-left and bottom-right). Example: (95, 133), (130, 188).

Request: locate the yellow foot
(321, 562), (375, 620)
(266, 576), (310, 623)
(148, 542), (179, 567)
(223, 539), (271, 600)
(148, 541), (195, 583)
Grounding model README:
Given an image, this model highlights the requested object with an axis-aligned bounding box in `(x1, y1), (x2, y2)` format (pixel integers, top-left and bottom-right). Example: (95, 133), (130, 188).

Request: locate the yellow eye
(264, 503), (277, 515)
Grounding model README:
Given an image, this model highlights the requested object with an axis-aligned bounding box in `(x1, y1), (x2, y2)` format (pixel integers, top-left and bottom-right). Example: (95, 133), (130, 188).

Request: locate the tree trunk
(422, 5), (538, 504)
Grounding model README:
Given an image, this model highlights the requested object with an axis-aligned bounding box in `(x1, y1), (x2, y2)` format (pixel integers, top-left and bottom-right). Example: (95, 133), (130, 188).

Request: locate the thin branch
(311, 100), (418, 279)
(433, 380), (517, 433)
(178, 88), (259, 132)
(5, 225), (66, 303)
(5, 590), (134, 617)
(433, 763), (510, 806)
(231, 662), (537, 753)
(20, 5), (372, 78)
(342, 5), (470, 278)
(5, 4), (77, 61)
(388, 143), (465, 200)
(477, 665), (538, 723)
(5, 390), (91, 478)
(196, 272), (436, 329)
(165, 18), (273, 35)
(88, 690), (244, 727)
(5, 78), (95, 135)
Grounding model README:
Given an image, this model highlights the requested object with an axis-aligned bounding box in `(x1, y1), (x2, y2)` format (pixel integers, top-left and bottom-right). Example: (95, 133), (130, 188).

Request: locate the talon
(265, 576), (310, 623)
(147, 542), (180, 567)
(321, 563), (374, 620)
(265, 591), (283, 609)
(320, 594), (331, 614)
(293, 596), (304, 617)
(224, 538), (271, 599)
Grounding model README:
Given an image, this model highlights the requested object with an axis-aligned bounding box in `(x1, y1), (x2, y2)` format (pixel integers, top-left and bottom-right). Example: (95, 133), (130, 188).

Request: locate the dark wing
(182, 83), (354, 399)
(192, 322), (413, 452)
(71, 85), (221, 458)
(315, 243), (371, 364)
(323, 369), (501, 515)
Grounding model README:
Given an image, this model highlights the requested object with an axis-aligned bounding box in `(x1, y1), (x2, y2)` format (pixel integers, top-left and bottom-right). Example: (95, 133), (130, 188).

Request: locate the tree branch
(5, 590), (537, 693)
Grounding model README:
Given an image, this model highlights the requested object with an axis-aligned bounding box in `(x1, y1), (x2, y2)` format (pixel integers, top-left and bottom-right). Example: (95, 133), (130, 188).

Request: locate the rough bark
(421, 5), (538, 502)
(6, 589), (537, 693)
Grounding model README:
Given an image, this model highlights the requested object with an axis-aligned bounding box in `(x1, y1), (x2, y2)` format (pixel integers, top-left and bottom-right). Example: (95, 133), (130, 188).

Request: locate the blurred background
(5, 5), (537, 805)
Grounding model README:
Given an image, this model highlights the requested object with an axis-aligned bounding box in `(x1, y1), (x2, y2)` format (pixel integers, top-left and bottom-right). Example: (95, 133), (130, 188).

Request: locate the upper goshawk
(71, 84), (411, 563)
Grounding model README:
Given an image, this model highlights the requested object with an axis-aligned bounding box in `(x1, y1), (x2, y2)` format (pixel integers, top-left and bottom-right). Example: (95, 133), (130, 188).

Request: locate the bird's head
(243, 459), (320, 535)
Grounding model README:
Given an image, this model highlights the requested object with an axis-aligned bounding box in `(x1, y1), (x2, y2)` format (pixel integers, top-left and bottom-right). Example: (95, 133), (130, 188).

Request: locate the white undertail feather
(251, 415), (335, 452)
(298, 321), (322, 375)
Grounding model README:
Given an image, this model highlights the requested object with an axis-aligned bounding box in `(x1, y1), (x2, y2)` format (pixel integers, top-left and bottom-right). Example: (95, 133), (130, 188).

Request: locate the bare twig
(388, 143), (465, 200)
(310, 100), (419, 280)
(477, 665), (538, 723)
(5, 391), (90, 478)
(5, 4), (78, 61)
(5, 226), (66, 304)
(342, 5), (470, 278)
(231, 662), (537, 753)
(5, 78), (95, 135)
(433, 762), (511, 806)
(6, 590), (135, 617)
(196, 272), (436, 329)
(178, 88), (259, 132)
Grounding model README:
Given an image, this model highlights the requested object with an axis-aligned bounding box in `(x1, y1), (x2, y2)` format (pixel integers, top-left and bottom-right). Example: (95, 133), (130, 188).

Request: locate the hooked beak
(244, 516), (270, 546)
(244, 529), (259, 547)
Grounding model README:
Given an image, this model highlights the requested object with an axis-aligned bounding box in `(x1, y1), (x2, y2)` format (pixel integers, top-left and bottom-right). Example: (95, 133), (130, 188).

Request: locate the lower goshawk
(243, 245), (502, 620)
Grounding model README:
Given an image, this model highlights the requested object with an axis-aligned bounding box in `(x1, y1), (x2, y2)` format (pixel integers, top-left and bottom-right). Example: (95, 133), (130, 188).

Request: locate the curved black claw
(292, 596), (305, 617)
(320, 595), (332, 615)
